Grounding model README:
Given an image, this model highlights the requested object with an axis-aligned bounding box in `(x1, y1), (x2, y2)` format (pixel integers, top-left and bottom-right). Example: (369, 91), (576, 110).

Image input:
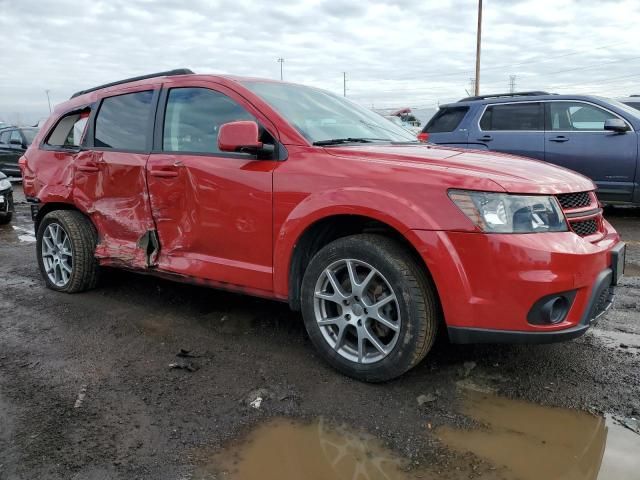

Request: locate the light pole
(277, 57), (284, 81)
(45, 89), (52, 113)
(474, 0), (483, 96)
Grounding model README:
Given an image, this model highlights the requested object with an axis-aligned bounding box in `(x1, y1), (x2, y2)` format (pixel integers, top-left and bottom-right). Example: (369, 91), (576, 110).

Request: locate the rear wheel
(301, 234), (439, 382)
(36, 210), (99, 293)
(0, 212), (11, 225)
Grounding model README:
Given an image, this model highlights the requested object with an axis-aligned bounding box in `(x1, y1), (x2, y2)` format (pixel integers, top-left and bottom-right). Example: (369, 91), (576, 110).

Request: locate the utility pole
(277, 58), (284, 81)
(474, 0), (483, 96)
(45, 89), (52, 113)
(343, 72), (347, 97)
(509, 75), (517, 93)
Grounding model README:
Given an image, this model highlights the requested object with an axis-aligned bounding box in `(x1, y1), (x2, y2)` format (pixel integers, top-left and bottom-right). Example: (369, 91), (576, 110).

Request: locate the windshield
(242, 81), (416, 144)
(22, 128), (38, 145)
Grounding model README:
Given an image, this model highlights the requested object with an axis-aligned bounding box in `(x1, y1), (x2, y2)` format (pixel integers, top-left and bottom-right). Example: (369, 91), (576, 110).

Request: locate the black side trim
(70, 69), (194, 99)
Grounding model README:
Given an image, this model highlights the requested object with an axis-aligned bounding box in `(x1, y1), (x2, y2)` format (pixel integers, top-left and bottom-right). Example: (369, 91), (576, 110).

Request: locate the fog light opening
(547, 297), (569, 324)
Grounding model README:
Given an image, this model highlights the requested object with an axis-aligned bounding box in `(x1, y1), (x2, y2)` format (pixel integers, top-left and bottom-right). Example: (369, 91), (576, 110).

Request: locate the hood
(323, 144), (595, 194)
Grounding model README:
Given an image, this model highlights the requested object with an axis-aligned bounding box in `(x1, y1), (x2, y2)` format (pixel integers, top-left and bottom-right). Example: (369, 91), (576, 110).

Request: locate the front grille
(571, 219), (598, 237)
(557, 192), (591, 209)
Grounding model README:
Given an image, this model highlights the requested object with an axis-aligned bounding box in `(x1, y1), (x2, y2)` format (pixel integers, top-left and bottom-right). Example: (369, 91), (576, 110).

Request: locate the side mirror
(218, 121), (263, 154)
(604, 118), (630, 133)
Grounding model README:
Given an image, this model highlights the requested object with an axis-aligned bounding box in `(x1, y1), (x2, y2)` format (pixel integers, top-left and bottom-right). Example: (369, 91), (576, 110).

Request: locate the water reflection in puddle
(197, 392), (640, 480)
(439, 390), (640, 480)
(197, 418), (423, 480)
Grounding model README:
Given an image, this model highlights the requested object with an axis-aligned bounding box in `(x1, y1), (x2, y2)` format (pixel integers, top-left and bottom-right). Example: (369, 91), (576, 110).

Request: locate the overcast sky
(1, 0), (639, 124)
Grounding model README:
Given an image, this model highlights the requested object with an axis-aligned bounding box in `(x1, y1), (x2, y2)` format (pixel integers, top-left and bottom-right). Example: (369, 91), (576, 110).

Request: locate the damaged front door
(74, 89), (158, 269)
(146, 85), (277, 295)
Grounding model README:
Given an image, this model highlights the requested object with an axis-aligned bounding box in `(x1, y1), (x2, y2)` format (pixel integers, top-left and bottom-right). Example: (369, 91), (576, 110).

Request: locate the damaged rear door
(75, 88), (158, 268)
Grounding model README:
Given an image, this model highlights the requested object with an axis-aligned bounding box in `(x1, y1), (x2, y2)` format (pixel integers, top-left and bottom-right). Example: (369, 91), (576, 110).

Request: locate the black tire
(0, 212), (11, 225)
(300, 234), (439, 382)
(36, 210), (99, 293)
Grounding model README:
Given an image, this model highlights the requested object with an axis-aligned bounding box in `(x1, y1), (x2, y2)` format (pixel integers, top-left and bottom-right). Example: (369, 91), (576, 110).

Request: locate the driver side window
(547, 102), (623, 131)
(163, 88), (255, 154)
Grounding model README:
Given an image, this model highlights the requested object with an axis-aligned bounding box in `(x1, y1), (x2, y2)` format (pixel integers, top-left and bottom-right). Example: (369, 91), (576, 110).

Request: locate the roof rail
(70, 68), (195, 99)
(457, 91), (551, 102)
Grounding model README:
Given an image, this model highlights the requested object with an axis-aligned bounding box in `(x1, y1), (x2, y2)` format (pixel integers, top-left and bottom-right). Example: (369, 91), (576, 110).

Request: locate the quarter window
(163, 88), (254, 154)
(94, 91), (154, 150)
(425, 107), (468, 133)
(46, 111), (90, 148)
(480, 103), (543, 131)
(547, 102), (622, 131)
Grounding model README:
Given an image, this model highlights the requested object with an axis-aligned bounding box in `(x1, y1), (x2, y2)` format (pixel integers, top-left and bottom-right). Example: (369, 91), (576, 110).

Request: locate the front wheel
(36, 210), (99, 293)
(301, 234), (439, 382)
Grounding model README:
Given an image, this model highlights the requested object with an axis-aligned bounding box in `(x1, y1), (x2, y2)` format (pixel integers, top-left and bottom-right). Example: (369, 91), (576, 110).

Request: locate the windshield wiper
(313, 137), (388, 146)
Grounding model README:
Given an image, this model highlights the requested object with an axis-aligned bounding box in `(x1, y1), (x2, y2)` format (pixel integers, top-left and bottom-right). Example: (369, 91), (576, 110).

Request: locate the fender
(272, 187), (438, 299)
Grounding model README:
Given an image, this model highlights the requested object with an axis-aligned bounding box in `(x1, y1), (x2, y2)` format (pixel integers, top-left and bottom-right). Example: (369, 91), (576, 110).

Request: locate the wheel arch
(283, 213), (435, 311)
(35, 202), (94, 235)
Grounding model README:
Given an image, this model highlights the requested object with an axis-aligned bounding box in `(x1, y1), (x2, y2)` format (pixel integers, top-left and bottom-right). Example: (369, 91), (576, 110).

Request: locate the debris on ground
(74, 385), (87, 409)
(250, 397), (263, 409)
(168, 361), (199, 372)
(417, 393), (438, 406)
(176, 349), (198, 358)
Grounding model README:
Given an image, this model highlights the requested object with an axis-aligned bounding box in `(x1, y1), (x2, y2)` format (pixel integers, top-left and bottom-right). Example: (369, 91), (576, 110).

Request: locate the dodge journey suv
(21, 70), (625, 381)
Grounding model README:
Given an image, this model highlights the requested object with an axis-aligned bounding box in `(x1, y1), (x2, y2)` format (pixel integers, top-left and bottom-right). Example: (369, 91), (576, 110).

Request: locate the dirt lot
(1, 184), (639, 479)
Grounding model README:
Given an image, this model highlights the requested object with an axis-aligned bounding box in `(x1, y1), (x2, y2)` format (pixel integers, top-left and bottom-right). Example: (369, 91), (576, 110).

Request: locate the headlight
(0, 179), (11, 191)
(449, 190), (567, 233)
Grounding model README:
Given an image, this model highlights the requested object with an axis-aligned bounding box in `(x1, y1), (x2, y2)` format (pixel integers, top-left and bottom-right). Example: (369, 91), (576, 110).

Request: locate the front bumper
(409, 222), (622, 344)
(0, 188), (13, 214)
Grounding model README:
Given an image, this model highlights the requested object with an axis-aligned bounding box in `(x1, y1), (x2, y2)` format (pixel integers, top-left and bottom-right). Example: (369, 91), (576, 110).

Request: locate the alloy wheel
(313, 259), (401, 364)
(41, 223), (73, 287)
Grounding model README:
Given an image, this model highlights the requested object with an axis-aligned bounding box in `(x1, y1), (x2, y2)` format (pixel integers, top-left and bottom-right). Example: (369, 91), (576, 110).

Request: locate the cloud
(0, 0), (639, 124)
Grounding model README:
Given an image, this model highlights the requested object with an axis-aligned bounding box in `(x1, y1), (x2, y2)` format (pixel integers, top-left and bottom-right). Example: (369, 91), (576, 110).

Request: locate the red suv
(21, 69), (625, 381)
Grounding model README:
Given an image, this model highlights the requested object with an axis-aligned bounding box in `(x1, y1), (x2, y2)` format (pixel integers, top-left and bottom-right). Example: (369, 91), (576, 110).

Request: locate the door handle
(478, 135), (493, 142)
(149, 169), (179, 178)
(76, 162), (99, 173)
(549, 136), (569, 142)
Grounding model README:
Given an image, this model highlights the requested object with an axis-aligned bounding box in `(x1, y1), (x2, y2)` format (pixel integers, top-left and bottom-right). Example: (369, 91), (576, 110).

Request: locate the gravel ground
(1, 186), (639, 479)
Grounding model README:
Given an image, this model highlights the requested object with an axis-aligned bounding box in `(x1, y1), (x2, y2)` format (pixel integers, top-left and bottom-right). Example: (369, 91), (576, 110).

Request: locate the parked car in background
(21, 71), (624, 382)
(0, 122), (10, 130)
(420, 92), (640, 205)
(0, 172), (14, 224)
(618, 96), (640, 112)
(0, 126), (38, 176)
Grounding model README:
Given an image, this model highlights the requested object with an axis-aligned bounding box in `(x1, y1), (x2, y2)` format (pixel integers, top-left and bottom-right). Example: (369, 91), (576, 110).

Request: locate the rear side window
(480, 103), (543, 131)
(163, 88), (254, 154)
(0, 130), (11, 144)
(94, 91), (154, 151)
(424, 107), (468, 133)
(46, 111), (89, 148)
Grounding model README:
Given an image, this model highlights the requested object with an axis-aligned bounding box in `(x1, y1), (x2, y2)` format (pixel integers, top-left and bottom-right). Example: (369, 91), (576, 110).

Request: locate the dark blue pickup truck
(421, 92), (640, 205)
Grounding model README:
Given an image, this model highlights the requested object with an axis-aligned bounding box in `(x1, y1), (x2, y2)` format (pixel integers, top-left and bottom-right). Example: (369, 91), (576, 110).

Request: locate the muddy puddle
(196, 390), (640, 480)
(440, 389), (640, 480)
